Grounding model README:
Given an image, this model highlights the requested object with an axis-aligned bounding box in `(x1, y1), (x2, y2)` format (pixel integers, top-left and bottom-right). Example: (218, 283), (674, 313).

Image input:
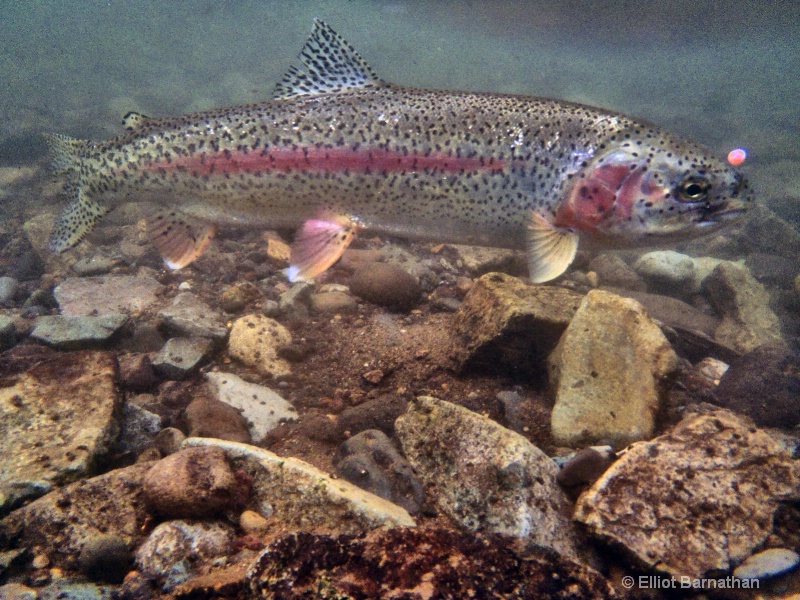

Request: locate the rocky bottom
(0, 182), (800, 599)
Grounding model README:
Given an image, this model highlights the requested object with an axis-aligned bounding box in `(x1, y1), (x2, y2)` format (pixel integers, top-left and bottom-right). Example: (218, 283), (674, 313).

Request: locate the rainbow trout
(46, 20), (750, 283)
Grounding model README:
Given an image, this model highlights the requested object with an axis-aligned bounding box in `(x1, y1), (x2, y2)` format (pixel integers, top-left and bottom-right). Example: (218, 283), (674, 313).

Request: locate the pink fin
(287, 215), (361, 282)
(147, 211), (216, 270)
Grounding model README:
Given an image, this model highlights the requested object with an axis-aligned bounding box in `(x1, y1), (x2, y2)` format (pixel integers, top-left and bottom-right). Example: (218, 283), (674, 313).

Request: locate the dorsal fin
(122, 111), (152, 131)
(273, 19), (382, 100)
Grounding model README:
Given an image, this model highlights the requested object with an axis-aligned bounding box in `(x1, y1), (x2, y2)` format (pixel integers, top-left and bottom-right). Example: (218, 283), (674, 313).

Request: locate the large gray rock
(0, 350), (121, 515)
(450, 272), (583, 379)
(31, 314), (128, 349)
(574, 409), (800, 580)
(54, 276), (164, 316)
(227, 314), (292, 378)
(395, 396), (578, 559)
(206, 371), (298, 443)
(182, 438), (415, 533)
(157, 293), (228, 341)
(549, 290), (678, 448)
(703, 262), (784, 353)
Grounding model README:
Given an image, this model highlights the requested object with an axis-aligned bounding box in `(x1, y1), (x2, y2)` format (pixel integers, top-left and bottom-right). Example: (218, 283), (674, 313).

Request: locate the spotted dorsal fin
(273, 19), (382, 99)
(122, 111), (153, 131)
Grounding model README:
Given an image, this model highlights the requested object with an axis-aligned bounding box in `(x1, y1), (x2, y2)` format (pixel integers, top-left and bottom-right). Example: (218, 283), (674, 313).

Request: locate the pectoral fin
(147, 211), (216, 269)
(526, 212), (579, 283)
(286, 215), (361, 282)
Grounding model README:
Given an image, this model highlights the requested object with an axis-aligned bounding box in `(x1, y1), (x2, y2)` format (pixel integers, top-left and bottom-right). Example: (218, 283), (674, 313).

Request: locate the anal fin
(286, 215), (361, 282)
(147, 210), (216, 270)
(49, 188), (109, 253)
(526, 212), (579, 284)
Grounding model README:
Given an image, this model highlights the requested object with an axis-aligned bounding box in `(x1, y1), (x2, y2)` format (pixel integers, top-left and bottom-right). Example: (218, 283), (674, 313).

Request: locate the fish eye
(676, 176), (710, 202)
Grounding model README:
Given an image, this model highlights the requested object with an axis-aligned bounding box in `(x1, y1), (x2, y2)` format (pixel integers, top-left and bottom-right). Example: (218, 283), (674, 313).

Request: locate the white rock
(734, 548), (800, 580)
(206, 372), (298, 443)
(182, 438), (415, 532)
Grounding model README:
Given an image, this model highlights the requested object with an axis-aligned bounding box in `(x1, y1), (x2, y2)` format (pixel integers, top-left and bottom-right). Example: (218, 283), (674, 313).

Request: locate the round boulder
(143, 446), (238, 518)
(349, 263), (421, 310)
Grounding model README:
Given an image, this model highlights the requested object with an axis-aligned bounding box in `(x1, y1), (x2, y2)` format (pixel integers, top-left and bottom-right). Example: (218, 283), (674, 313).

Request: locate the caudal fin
(44, 133), (109, 253)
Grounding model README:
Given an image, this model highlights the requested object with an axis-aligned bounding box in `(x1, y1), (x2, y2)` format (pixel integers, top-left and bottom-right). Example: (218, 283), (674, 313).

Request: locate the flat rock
(206, 371), (298, 443)
(0, 350), (121, 514)
(31, 314), (128, 349)
(0, 462), (152, 569)
(249, 528), (615, 600)
(445, 244), (522, 276)
(549, 290), (678, 448)
(395, 396), (578, 559)
(182, 438), (415, 533)
(450, 272), (583, 379)
(54, 276), (163, 316)
(157, 293), (228, 341)
(703, 262), (784, 353)
(227, 314), (292, 378)
(574, 409), (800, 579)
(151, 337), (212, 380)
(309, 290), (358, 314)
(71, 255), (120, 276)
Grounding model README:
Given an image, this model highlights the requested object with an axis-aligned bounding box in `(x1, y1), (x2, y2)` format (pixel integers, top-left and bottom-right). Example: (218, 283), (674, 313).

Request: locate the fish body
(47, 20), (750, 282)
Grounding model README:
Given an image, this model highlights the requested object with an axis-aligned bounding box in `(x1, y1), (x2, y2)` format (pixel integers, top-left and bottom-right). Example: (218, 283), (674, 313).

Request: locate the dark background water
(0, 0), (798, 220)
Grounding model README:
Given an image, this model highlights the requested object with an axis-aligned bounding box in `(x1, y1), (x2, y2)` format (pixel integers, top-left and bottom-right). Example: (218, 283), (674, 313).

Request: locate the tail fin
(44, 133), (87, 176)
(43, 133), (109, 253)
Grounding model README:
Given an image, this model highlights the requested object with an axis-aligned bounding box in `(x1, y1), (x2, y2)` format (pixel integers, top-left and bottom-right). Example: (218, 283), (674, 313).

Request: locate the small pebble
(0, 276), (19, 305)
(78, 533), (133, 583)
(239, 510), (270, 534)
(733, 548), (800, 580)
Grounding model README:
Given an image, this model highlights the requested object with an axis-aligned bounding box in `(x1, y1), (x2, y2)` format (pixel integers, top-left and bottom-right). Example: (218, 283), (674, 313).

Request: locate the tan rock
(549, 289), (678, 448)
(0, 350), (121, 513)
(574, 409), (800, 579)
(227, 313), (291, 378)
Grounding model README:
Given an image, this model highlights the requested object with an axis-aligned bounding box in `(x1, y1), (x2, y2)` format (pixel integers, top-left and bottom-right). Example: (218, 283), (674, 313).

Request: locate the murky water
(0, 0), (797, 307)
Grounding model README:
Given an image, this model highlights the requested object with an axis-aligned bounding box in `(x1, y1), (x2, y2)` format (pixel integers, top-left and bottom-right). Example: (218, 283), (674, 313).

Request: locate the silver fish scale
(73, 83), (718, 249)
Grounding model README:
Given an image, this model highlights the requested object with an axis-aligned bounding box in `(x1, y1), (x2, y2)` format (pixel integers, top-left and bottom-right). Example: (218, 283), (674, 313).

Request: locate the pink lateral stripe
(146, 147), (506, 176)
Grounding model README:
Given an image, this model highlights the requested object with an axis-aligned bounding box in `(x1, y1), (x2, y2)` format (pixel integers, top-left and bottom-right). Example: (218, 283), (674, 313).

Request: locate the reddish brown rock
(248, 528), (616, 599)
(142, 446), (238, 519)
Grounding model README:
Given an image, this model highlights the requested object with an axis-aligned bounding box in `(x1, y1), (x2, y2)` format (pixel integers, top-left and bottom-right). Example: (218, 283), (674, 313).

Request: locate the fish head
(555, 136), (752, 245)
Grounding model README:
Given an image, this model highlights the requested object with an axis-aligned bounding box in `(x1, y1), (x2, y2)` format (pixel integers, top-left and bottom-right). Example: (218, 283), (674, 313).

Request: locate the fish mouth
(697, 198), (749, 226)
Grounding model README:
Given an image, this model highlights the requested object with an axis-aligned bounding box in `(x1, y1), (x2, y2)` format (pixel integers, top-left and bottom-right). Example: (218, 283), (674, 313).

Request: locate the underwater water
(1, 2), (800, 598)
(0, 0), (798, 208)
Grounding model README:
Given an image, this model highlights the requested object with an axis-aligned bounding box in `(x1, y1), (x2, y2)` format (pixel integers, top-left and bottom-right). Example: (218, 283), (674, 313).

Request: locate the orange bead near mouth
(727, 148), (747, 166)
